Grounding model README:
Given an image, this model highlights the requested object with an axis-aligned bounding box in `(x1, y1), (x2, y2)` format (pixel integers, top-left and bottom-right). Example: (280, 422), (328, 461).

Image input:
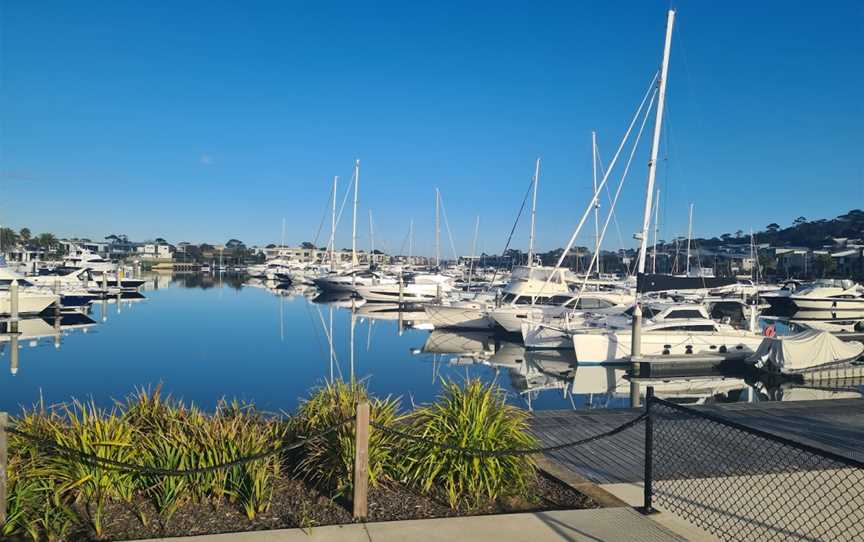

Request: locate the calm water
(1, 273), (862, 414)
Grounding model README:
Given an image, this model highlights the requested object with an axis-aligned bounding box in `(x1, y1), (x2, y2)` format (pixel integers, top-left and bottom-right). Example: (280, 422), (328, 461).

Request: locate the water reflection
(1, 313), (98, 375)
(413, 326), (864, 411)
(3, 274), (863, 414)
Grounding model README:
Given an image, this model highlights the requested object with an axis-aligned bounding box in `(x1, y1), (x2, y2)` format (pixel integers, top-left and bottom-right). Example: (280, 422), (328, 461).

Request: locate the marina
(3, 270), (864, 415)
(1, 1), (862, 540)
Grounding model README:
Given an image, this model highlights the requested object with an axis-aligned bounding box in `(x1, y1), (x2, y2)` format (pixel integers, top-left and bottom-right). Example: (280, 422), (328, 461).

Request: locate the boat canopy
(636, 273), (737, 294)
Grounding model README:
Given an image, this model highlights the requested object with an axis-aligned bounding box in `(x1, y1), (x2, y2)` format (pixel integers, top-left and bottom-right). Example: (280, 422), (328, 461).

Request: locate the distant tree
(766, 223), (780, 233)
(200, 243), (214, 252)
(815, 253), (835, 278)
(301, 241), (316, 249)
(105, 234), (119, 242)
(720, 233), (732, 242)
(839, 209), (864, 222)
(226, 239), (244, 249)
(735, 230), (744, 238)
(0, 227), (19, 249)
(266, 243), (276, 249)
(35, 233), (61, 256)
(19, 228), (31, 242)
(154, 237), (168, 245)
(793, 216), (807, 227)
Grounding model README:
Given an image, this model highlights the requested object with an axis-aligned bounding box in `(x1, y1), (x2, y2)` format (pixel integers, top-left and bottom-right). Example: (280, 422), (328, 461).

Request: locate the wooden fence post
(353, 401), (370, 520)
(1, 411), (8, 528)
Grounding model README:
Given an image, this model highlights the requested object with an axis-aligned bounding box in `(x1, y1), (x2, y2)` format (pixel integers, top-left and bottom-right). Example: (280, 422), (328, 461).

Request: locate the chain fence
(2, 418), (353, 477)
(646, 391), (864, 542)
(1, 411), (648, 478)
(371, 412), (646, 457)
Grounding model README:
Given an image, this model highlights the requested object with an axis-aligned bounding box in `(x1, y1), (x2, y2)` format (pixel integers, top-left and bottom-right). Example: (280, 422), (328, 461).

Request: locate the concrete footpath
(134, 508), (688, 542)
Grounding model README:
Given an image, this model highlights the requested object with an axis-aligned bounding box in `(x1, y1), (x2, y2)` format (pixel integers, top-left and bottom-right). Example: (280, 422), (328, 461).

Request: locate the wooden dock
(529, 398), (864, 484)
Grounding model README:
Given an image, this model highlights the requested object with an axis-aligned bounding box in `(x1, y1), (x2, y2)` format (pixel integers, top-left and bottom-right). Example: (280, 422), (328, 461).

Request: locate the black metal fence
(644, 387), (864, 541)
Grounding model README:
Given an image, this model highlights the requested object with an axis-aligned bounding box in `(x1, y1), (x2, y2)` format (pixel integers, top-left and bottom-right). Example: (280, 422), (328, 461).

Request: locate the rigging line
(312, 302), (343, 381)
(487, 176), (535, 288)
(397, 225), (410, 256)
(567, 87), (658, 307)
(438, 192), (459, 261)
(304, 301), (332, 377)
(311, 181), (335, 248)
(334, 168), (355, 237)
(594, 142), (627, 252)
(537, 70), (659, 298)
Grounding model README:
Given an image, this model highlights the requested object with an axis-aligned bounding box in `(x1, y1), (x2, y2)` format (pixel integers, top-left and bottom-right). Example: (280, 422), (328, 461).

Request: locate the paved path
(131, 508), (687, 542)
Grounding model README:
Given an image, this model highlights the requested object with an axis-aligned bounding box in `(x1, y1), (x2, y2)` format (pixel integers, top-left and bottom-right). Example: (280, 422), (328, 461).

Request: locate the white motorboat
(313, 269), (397, 294)
(0, 288), (58, 316)
(353, 273), (452, 303)
(64, 248), (114, 273)
(571, 304), (765, 364)
(487, 266), (573, 332)
(789, 280), (864, 312)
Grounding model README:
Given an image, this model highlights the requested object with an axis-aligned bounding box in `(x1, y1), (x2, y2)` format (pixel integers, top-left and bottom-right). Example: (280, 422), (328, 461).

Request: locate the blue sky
(1, 1), (862, 255)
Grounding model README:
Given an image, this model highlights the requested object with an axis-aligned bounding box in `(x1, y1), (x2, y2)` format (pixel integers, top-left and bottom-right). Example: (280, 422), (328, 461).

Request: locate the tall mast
(468, 215), (480, 290)
(636, 9), (675, 274)
(592, 133), (601, 274)
(281, 218), (286, 252)
(409, 219), (414, 262)
(368, 210), (375, 257)
(351, 160), (360, 267)
(527, 158), (540, 267)
(330, 176), (338, 268)
(651, 189), (660, 273)
(751, 228), (758, 284)
(435, 188), (441, 267)
(686, 203), (694, 275)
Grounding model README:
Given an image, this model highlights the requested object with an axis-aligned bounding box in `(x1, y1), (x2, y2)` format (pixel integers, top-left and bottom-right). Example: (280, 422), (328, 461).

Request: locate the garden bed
(26, 472), (595, 541)
(2, 380), (598, 541)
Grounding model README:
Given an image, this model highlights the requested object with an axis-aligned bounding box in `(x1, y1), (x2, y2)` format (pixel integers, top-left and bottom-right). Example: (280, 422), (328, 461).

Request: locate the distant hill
(686, 210), (864, 250)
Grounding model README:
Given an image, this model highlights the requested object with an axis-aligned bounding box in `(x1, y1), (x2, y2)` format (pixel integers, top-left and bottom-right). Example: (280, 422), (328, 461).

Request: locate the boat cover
(636, 273), (737, 293)
(748, 329), (864, 373)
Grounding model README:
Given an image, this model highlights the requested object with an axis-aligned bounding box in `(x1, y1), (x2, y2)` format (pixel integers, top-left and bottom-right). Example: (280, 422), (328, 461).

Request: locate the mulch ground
(49, 472), (597, 541)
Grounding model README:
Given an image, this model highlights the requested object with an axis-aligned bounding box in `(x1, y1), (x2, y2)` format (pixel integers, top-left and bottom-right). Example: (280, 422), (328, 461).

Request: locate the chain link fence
(646, 390), (864, 541)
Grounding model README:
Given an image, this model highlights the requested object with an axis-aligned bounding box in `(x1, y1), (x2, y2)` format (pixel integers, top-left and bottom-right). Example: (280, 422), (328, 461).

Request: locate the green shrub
(294, 379), (401, 497)
(399, 378), (538, 509)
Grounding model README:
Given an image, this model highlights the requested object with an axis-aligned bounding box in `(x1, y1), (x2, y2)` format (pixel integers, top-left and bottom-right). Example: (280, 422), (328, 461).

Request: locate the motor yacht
(789, 279), (864, 312)
(571, 303), (765, 364)
(486, 266), (573, 332)
(313, 268), (397, 294)
(353, 272), (452, 303)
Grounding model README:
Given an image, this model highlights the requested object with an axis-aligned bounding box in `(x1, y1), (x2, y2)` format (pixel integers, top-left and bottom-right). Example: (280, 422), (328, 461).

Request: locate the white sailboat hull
(521, 323), (572, 349)
(424, 304), (493, 330)
(489, 307), (534, 333)
(572, 330), (765, 364)
(354, 283), (441, 303)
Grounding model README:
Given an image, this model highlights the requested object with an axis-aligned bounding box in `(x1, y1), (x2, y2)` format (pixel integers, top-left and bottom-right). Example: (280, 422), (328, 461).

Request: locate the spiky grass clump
(399, 379), (539, 509)
(294, 379), (401, 497)
(3, 387), (291, 540)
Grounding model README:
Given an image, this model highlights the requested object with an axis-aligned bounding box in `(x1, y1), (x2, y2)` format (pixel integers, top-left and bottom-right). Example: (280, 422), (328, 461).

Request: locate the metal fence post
(0, 411), (7, 528)
(353, 401), (370, 520)
(643, 386), (654, 514)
